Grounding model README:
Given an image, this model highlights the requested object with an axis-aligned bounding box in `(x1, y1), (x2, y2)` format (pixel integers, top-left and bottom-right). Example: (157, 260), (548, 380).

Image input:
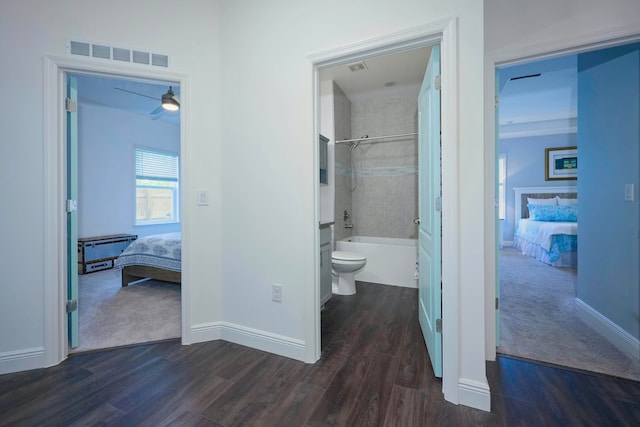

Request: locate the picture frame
(545, 146), (577, 181)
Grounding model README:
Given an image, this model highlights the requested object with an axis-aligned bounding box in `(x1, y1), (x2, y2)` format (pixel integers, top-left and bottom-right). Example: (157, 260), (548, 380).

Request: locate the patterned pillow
(528, 204), (577, 222)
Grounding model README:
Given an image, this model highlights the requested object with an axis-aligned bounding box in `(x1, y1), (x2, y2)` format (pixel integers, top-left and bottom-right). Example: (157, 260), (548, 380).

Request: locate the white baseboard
(458, 378), (491, 412)
(221, 323), (306, 361)
(187, 322), (306, 362)
(0, 347), (45, 375)
(575, 298), (640, 361)
(186, 321), (223, 344)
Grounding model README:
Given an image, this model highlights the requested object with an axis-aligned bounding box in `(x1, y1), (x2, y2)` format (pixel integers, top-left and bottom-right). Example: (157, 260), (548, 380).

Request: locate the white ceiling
(320, 46), (431, 101)
(75, 74), (180, 125)
(498, 54), (577, 125)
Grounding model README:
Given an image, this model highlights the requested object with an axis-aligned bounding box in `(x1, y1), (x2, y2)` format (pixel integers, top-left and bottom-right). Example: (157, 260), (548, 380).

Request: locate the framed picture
(545, 146), (577, 181)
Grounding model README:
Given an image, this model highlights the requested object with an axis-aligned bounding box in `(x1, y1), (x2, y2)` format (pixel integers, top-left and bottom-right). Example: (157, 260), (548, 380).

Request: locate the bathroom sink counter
(319, 221), (334, 229)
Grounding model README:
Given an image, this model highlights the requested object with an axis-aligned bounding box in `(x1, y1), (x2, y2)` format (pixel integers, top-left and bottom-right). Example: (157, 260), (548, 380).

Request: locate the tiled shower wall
(332, 83), (353, 242)
(350, 94), (419, 239)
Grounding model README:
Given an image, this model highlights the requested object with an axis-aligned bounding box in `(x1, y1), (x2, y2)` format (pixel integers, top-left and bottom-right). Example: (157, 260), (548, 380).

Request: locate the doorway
(309, 19), (465, 404)
(494, 41), (640, 382)
(42, 55), (187, 365)
(67, 73), (182, 353)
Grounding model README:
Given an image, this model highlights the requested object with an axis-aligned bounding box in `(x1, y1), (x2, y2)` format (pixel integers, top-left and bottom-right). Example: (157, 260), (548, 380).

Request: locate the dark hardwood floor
(1, 282), (638, 426)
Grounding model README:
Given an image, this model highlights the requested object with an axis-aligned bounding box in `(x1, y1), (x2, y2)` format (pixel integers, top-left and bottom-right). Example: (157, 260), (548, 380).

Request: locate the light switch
(625, 184), (635, 202)
(196, 189), (209, 206)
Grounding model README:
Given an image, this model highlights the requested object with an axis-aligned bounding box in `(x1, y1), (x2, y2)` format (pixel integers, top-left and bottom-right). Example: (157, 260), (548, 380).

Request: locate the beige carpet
(499, 247), (639, 381)
(71, 268), (181, 353)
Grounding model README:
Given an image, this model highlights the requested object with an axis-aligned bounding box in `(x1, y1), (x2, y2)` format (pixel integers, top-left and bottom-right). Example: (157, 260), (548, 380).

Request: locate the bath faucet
(344, 210), (350, 221)
(344, 223), (353, 229)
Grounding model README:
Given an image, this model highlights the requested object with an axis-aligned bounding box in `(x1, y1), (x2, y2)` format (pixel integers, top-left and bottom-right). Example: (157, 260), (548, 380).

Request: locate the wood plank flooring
(1, 282), (638, 426)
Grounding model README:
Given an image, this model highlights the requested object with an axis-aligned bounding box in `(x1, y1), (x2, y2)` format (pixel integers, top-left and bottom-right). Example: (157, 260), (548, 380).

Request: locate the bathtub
(336, 236), (418, 288)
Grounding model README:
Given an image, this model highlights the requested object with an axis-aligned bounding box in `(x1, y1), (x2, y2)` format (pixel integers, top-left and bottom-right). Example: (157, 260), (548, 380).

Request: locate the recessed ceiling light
(384, 81), (396, 87)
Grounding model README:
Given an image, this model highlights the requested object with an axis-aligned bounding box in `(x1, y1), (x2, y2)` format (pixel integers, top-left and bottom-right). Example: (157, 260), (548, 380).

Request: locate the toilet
(331, 251), (367, 295)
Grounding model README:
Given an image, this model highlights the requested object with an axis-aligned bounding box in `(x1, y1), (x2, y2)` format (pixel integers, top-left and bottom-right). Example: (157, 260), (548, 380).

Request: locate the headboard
(513, 186), (578, 221)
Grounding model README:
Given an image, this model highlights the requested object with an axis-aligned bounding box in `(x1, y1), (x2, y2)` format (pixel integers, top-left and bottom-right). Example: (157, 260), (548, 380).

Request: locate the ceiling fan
(114, 86), (180, 117)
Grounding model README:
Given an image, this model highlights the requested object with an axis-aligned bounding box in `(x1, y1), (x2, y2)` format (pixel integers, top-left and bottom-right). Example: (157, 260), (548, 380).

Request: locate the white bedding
(515, 219), (577, 251)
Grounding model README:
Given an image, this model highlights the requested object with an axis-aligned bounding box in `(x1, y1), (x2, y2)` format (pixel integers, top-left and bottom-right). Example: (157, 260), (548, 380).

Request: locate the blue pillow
(528, 204), (577, 222)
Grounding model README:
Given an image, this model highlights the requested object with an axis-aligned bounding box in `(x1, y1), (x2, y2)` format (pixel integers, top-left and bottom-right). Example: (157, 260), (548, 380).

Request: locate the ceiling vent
(66, 38), (169, 68)
(348, 61), (367, 72)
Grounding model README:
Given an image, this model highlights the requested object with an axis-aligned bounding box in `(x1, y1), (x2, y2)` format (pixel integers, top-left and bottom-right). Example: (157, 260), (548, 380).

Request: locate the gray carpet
(71, 268), (181, 353)
(499, 247), (639, 381)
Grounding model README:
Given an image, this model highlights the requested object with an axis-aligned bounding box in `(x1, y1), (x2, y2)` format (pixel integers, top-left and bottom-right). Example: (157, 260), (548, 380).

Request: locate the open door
(417, 45), (442, 377)
(67, 75), (79, 348)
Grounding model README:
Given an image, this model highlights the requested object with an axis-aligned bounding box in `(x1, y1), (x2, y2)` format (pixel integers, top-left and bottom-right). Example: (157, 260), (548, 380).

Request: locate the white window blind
(135, 147), (180, 225)
(136, 148), (178, 182)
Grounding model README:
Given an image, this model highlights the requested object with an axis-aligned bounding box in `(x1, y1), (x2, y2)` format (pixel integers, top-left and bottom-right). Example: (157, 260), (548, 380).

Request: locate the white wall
(78, 102), (180, 238)
(0, 0), (222, 370)
(319, 80), (335, 225)
(220, 0), (487, 408)
(2, 0), (490, 411)
(484, 0), (640, 358)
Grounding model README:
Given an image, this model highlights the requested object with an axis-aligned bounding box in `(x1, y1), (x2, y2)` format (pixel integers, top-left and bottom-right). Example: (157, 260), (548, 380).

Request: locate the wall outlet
(272, 283), (282, 303)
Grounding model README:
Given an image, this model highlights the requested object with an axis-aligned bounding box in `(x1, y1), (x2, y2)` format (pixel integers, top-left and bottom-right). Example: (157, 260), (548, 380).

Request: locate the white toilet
(331, 251), (367, 295)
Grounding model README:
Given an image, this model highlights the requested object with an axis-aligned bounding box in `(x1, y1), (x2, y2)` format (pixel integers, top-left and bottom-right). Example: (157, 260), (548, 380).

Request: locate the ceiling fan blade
(150, 106), (163, 115)
(114, 87), (158, 101)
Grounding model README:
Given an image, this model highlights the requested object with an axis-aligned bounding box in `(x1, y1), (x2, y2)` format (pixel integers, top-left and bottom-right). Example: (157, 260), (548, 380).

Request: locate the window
(498, 153), (506, 220)
(135, 147), (179, 225)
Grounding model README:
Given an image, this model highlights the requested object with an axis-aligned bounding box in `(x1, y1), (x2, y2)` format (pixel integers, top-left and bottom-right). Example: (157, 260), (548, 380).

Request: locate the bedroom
(70, 74), (182, 353)
(497, 43), (640, 381)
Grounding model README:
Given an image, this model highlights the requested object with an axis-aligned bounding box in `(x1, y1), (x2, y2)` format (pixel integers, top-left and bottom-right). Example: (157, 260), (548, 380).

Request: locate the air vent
(92, 44), (110, 59)
(70, 41), (90, 57)
(152, 54), (169, 68)
(67, 38), (169, 68)
(132, 50), (150, 65)
(348, 61), (367, 72)
(112, 47), (130, 62)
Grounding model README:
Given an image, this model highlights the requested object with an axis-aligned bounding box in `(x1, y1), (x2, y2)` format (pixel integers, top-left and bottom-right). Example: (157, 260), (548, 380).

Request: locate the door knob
(413, 217), (420, 225)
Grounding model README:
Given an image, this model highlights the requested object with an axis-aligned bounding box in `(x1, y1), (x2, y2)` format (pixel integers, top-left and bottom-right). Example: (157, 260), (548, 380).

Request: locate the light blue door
(67, 75), (79, 348)
(495, 69), (501, 344)
(418, 45), (442, 377)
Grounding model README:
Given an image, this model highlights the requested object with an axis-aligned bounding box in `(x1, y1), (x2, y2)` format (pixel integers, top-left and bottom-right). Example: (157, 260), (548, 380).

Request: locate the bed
(512, 187), (578, 268)
(114, 232), (181, 286)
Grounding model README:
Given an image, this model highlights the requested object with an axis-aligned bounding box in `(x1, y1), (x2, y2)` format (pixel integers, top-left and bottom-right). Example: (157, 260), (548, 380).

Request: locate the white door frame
(484, 28), (640, 361)
(42, 55), (188, 367)
(307, 18), (461, 403)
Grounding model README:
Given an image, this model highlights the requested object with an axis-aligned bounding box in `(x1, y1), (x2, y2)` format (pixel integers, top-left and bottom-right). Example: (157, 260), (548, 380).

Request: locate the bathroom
(318, 46), (430, 300)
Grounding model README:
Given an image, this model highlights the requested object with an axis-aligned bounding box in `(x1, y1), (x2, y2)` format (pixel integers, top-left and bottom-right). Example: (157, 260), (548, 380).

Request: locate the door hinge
(66, 199), (78, 213)
(66, 299), (78, 313)
(496, 297), (499, 310)
(435, 196), (442, 212)
(495, 95), (499, 108)
(435, 318), (442, 333)
(434, 75), (441, 91)
(65, 97), (77, 112)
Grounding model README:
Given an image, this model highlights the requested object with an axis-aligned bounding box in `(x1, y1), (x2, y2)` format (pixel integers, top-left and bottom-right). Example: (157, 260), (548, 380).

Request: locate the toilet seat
(332, 251), (366, 262)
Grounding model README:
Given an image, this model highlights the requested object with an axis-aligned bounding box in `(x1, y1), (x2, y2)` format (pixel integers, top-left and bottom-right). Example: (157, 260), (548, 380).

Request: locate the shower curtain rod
(335, 132), (418, 144)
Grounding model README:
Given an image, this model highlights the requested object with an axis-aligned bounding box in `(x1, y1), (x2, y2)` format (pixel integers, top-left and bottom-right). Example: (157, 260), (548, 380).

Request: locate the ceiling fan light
(161, 86), (180, 111)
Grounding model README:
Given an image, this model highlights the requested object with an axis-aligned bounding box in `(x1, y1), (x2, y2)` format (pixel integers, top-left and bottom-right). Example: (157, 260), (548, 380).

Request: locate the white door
(67, 75), (79, 348)
(418, 45), (442, 377)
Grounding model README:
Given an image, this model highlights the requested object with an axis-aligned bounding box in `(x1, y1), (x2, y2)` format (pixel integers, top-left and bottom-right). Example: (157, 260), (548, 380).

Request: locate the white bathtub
(336, 236), (418, 288)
